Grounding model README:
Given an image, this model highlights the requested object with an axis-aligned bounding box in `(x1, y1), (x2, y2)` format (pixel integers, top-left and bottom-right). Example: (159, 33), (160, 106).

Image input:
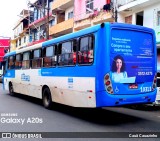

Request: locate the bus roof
(4, 51), (16, 58)
(110, 22), (154, 33)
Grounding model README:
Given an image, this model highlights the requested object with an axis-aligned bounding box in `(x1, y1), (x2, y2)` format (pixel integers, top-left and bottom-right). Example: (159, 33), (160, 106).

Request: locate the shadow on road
(124, 104), (160, 111)
(53, 105), (146, 126)
(11, 93), (147, 126)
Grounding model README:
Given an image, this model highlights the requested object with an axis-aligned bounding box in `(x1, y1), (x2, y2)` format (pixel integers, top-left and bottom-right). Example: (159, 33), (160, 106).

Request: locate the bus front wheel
(42, 87), (52, 109)
(9, 83), (15, 96)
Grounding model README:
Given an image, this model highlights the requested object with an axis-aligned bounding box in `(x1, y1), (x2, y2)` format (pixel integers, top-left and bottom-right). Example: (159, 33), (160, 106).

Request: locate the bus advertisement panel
(110, 29), (155, 94)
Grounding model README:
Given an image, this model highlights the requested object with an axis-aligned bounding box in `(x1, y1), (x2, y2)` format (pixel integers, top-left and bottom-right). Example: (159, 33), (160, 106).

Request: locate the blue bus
(2, 22), (157, 109)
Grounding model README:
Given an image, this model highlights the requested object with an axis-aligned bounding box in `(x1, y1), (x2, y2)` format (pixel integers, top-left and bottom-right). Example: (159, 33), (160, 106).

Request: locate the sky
(0, 0), (36, 38)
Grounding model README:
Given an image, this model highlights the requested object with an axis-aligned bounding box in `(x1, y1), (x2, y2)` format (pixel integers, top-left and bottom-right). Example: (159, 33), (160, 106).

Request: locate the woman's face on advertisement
(116, 59), (122, 69)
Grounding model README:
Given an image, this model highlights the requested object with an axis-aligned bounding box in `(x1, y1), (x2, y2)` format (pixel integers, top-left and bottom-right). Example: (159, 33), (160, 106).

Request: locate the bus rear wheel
(9, 83), (15, 96)
(42, 87), (52, 109)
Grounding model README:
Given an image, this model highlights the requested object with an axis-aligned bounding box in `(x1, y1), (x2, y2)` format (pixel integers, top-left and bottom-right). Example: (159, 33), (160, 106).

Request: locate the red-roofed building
(0, 37), (10, 78)
(0, 37), (10, 62)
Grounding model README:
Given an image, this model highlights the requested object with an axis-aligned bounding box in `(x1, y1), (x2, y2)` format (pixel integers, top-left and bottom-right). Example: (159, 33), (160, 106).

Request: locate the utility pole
(115, 9), (118, 22)
(47, 0), (50, 40)
(114, 0), (118, 22)
(42, 0), (49, 40)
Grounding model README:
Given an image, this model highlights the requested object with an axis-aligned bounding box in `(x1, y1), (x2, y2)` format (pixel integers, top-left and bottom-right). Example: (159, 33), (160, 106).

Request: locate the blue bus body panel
(4, 70), (15, 78)
(95, 22), (157, 107)
(41, 66), (96, 77)
(96, 90), (156, 107)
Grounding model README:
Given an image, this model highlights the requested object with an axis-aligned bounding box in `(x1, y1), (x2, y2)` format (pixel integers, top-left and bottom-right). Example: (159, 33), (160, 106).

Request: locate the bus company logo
(21, 73), (30, 82)
(7, 72), (11, 76)
(68, 78), (73, 89)
(68, 78), (73, 83)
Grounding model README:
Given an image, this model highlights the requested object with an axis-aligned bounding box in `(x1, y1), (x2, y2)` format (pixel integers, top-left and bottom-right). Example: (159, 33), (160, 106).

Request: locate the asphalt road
(0, 83), (160, 141)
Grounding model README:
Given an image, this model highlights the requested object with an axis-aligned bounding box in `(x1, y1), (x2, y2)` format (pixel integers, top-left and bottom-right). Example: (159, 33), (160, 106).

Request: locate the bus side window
(78, 35), (94, 65)
(8, 56), (15, 69)
(15, 54), (22, 69)
(22, 52), (31, 69)
(58, 40), (76, 66)
(43, 46), (55, 67)
(32, 49), (42, 69)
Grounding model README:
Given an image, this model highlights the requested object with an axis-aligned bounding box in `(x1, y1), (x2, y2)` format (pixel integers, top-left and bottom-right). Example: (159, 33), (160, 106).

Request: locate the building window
(34, 8), (38, 21)
(157, 11), (160, 26)
(68, 11), (73, 19)
(86, 0), (94, 14)
(19, 39), (21, 46)
(40, 24), (46, 39)
(16, 41), (18, 47)
(49, 19), (55, 27)
(49, 0), (54, 13)
(24, 36), (26, 43)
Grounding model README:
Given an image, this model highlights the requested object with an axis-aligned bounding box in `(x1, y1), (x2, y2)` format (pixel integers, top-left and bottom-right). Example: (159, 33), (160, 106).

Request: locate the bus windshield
(111, 29), (153, 56)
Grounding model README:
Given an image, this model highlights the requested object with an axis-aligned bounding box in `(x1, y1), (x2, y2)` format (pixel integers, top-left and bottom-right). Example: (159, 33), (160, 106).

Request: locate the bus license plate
(129, 84), (138, 89)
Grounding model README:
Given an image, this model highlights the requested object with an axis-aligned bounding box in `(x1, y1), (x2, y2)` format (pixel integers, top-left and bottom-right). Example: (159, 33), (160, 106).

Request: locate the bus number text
(140, 87), (152, 93)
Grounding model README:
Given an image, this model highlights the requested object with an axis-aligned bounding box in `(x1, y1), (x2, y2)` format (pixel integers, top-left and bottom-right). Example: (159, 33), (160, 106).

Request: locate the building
(74, 0), (114, 32)
(49, 0), (74, 38)
(0, 37), (10, 61)
(117, 0), (160, 46)
(28, 0), (54, 46)
(116, 0), (160, 72)
(11, 9), (30, 51)
(0, 36), (10, 81)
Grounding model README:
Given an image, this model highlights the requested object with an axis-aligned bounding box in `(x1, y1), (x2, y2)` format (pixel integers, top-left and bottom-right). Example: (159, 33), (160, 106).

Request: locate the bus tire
(42, 87), (52, 109)
(9, 83), (15, 96)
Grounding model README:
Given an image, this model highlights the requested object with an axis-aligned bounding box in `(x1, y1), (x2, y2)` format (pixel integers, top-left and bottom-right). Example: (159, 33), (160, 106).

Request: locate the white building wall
(118, 2), (160, 29)
(143, 4), (160, 28)
(117, 13), (125, 23)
